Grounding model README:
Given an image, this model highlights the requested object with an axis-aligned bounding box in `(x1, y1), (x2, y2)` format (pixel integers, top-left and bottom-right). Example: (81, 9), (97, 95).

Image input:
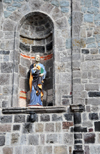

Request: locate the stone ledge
(2, 106), (66, 114)
(70, 104), (85, 112)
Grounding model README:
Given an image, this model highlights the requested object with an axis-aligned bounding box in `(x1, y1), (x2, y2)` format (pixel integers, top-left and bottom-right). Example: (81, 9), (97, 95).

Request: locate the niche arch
(16, 12), (54, 107)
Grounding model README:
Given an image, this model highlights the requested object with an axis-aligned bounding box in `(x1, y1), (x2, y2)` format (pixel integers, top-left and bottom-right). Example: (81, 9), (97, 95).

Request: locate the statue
(28, 55), (46, 107)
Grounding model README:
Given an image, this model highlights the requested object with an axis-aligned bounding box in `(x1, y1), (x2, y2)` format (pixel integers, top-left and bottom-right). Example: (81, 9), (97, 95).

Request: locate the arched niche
(17, 12), (54, 107)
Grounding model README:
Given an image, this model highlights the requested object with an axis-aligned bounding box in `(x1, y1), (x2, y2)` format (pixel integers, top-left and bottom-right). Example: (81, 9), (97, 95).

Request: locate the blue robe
(29, 63), (46, 106)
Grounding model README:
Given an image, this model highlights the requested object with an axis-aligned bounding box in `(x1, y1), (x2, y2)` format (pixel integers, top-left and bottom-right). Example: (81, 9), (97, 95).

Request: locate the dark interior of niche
(19, 12), (54, 106)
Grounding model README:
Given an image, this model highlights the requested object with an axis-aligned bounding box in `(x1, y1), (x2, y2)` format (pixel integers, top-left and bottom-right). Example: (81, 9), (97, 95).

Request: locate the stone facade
(0, 0), (100, 153)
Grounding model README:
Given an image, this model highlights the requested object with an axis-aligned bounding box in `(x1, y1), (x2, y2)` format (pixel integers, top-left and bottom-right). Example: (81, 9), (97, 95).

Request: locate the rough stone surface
(84, 133), (95, 143)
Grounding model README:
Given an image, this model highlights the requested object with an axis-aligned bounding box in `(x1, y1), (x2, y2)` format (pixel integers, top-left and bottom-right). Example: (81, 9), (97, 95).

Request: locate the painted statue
(28, 55), (46, 106)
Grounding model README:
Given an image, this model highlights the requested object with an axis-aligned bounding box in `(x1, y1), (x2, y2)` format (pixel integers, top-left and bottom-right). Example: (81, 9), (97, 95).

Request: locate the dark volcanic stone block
(74, 126), (87, 132)
(89, 113), (98, 120)
(95, 121), (100, 131)
(23, 123), (33, 133)
(52, 114), (62, 121)
(20, 43), (30, 52)
(40, 115), (50, 122)
(74, 145), (82, 150)
(88, 92), (100, 97)
(0, 136), (5, 146)
(74, 134), (82, 139)
(73, 150), (84, 154)
(74, 113), (81, 124)
(64, 114), (72, 121)
(1, 116), (12, 123)
(75, 140), (82, 144)
(46, 42), (53, 51)
(82, 49), (89, 54)
(32, 46), (45, 53)
(14, 115), (25, 123)
(13, 125), (20, 131)
(84, 133), (95, 143)
(0, 51), (10, 54)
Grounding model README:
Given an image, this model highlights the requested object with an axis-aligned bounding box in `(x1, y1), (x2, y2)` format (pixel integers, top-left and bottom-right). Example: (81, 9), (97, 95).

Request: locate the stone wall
(0, 0), (100, 153)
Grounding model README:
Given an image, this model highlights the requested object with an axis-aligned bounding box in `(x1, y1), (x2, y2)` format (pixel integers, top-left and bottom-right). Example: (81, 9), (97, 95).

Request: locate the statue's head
(35, 55), (40, 62)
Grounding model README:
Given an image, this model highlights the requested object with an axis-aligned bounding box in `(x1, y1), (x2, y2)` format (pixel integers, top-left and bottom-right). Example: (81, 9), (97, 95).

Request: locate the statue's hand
(39, 73), (44, 77)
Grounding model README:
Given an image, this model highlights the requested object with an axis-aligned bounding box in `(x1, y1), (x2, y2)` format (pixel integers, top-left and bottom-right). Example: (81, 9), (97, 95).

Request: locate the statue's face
(35, 55), (40, 62)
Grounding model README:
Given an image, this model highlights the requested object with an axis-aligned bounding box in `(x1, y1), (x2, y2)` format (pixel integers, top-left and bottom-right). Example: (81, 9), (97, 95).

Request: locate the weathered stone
(11, 133), (19, 144)
(94, 14), (100, 21)
(64, 114), (72, 121)
(82, 121), (93, 127)
(20, 135), (27, 145)
(23, 123), (33, 133)
(43, 146), (52, 154)
(40, 114), (50, 122)
(15, 146), (22, 154)
(19, 65), (27, 77)
(87, 98), (100, 105)
(0, 124), (11, 132)
(74, 134), (82, 139)
(56, 17), (67, 30)
(95, 121), (100, 131)
(32, 46), (45, 53)
(40, 134), (45, 145)
(74, 145), (82, 150)
(85, 84), (99, 91)
(46, 134), (57, 143)
(14, 115), (25, 123)
(87, 43), (96, 48)
(89, 113), (98, 120)
(85, 0), (91, 7)
(63, 122), (73, 129)
(12, 2), (22, 7)
(75, 140), (82, 144)
(82, 49), (89, 54)
(88, 92), (100, 97)
(74, 113), (81, 124)
(86, 37), (95, 44)
(3, 147), (13, 154)
(84, 14), (93, 23)
(54, 146), (68, 154)
(1, 62), (13, 73)
(56, 122), (61, 132)
(92, 0), (99, 8)
(0, 136), (5, 146)
(23, 146), (34, 154)
(64, 133), (73, 145)
(20, 43), (30, 52)
(73, 12), (83, 25)
(35, 123), (43, 132)
(28, 135), (39, 145)
(7, 6), (16, 12)
(61, 7), (69, 13)
(84, 133), (95, 143)
(3, 19), (15, 31)
(90, 49), (98, 54)
(2, 101), (9, 107)
(13, 125), (20, 131)
(52, 114), (62, 121)
(1, 116), (12, 123)
(45, 123), (54, 132)
(90, 145), (100, 154)
(87, 7), (99, 15)
(3, 0), (12, 4)
(74, 126), (87, 132)
(51, 0), (59, 7)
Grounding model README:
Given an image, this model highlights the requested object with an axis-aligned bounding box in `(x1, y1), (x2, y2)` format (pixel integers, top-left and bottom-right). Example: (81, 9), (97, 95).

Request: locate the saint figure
(28, 55), (46, 106)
